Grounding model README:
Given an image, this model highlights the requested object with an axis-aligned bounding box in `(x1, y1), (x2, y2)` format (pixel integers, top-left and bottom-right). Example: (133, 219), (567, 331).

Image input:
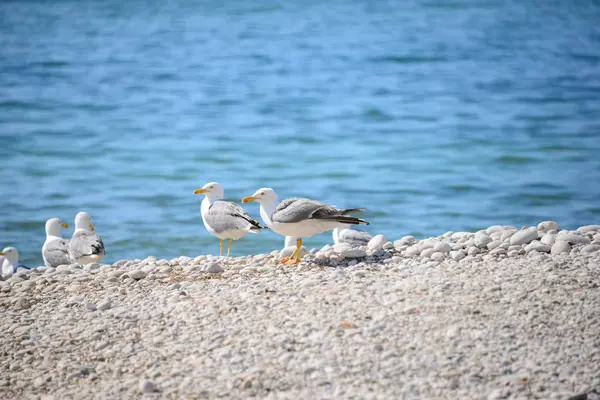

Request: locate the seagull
(333, 225), (372, 246)
(68, 211), (106, 265)
(193, 182), (264, 257)
(242, 188), (368, 264)
(1, 247), (32, 279)
(42, 218), (71, 268)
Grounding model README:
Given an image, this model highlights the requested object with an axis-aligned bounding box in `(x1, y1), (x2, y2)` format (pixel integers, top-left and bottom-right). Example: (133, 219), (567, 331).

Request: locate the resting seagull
(242, 188), (369, 264)
(1, 247), (32, 279)
(69, 211), (106, 265)
(193, 182), (264, 257)
(333, 225), (372, 246)
(42, 218), (71, 268)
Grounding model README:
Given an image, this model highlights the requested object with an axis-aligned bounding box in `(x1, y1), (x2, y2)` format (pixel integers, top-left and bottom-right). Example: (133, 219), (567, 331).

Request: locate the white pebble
(581, 244), (600, 254)
(485, 225), (504, 234)
(486, 240), (503, 250)
(537, 220), (559, 232)
(525, 241), (551, 253)
(367, 234), (387, 251)
(205, 262), (224, 273)
(510, 228), (538, 245)
(340, 249), (367, 259)
(550, 241), (571, 255)
(540, 234), (556, 246)
(139, 380), (157, 394)
(97, 300), (111, 311)
(556, 232), (591, 245)
(577, 225), (600, 233)
(450, 250), (466, 261)
(433, 242), (452, 253)
(500, 230), (517, 242)
(474, 234), (492, 248)
(405, 246), (421, 257)
(128, 270), (147, 280)
(420, 248), (435, 258)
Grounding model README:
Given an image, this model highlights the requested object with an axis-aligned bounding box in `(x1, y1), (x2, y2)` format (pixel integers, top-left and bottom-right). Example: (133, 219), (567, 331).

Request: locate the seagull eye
(210, 186), (214, 189)
(261, 192), (265, 195)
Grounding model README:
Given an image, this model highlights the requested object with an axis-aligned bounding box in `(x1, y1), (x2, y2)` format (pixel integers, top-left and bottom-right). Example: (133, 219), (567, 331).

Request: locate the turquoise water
(1, 0), (600, 266)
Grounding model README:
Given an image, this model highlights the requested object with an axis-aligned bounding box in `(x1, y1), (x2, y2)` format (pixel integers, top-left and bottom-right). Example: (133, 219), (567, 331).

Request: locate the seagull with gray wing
(42, 218), (71, 268)
(242, 188), (369, 264)
(193, 182), (264, 257)
(69, 211), (106, 265)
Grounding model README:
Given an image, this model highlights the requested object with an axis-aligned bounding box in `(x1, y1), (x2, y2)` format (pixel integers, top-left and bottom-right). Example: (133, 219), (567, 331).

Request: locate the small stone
(353, 270), (366, 278)
(489, 248), (507, 255)
(205, 262), (224, 273)
(557, 232), (591, 245)
(68, 295), (84, 305)
(420, 248), (435, 258)
(396, 236), (416, 246)
(486, 225), (504, 234)
(474, 234), (492, 248)
(86, 302), (97, 311)
(139, 380), (157, 393)
(500, 230), (517, 242)
(55, 265), (73, 274)
(97, 300), (111, 311)
(551, 241), (571, 255)
(405, 246), (421, 257)
(85, 262), (101, 271)
(525, 241), (551, 253)
(537, 220), (559, 232)
(433, 242), (452, 253)
(450, 250), (466, 261)
(578, 225), (600, 233)
(367, 235), (387, 251)
(431, 252), (445, 261)
(169, 283), (181, 290)
(128, 270), (146, 280)
(340, 249), (367, 258)
(468, 247), (481, 256)
(383, 241), (394, 250)
(581, 244), (600, 253)
(510, 228), (538, 245)
(486, 240), (503, 250)
(540, 234), (555, 246)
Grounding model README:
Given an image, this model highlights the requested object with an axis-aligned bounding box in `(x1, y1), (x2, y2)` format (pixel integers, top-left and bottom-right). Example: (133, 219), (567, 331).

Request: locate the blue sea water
(1, 0), (599, 266)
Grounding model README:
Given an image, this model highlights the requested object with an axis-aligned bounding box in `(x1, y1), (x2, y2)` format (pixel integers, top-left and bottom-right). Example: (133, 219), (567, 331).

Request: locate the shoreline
(1, 222), (599, 399)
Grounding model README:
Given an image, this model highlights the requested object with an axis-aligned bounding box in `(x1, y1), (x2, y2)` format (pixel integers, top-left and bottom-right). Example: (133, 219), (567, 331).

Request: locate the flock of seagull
(195, 182), (370, 264)
(1, 183), (370, 278)
(1, 212), (105, 279)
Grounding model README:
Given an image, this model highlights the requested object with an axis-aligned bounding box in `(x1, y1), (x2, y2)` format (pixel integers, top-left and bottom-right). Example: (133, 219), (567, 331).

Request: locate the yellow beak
(0, 252), (4, 256)
(61, 223), (69, 229)
(241, 196), (256, 204)
(89, 224), (95, 231)
(193, 188), (208, 195)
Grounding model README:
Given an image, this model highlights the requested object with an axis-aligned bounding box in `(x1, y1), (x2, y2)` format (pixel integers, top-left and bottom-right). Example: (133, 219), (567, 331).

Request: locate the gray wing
(205, 200), (263, 234)
(340, 229), (372, 245)
(43, 239), (71, 267)
(69, 231), (106, 261)
(272, 198), (325, 223)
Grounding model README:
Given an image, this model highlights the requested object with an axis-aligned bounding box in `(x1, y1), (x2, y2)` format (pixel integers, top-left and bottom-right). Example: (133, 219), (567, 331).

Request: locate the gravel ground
(1, 222), (599, 399)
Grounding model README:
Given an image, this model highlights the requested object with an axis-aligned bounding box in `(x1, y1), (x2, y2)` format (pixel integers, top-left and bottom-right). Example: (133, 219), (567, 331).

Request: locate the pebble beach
(1, 222), (599, 399)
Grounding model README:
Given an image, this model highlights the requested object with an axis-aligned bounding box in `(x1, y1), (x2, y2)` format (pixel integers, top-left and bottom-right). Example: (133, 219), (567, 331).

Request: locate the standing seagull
(42, 218), (71, 268)
(1, 247), (31, 279)
(242, 188), (369, 264)
(69, 211), (106, 265)
(193, 182), (264, 257)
